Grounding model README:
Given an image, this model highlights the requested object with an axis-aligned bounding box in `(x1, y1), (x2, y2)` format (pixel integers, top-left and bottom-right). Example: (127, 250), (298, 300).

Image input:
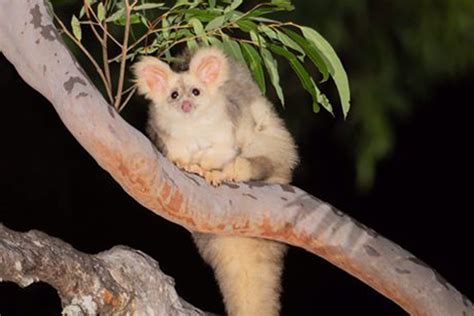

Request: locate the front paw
(222, 157), (253, 182)
(203, 170), (226, 186)
(173, 159), (204, 175)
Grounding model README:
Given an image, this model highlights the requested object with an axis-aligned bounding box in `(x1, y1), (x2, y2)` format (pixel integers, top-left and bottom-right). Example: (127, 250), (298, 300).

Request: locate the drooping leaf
(71, 15), (82, 41)
(301, 26), (351, 117)
(312, 78), (334, 115)
(222, 37), (245, 63)
(189, 17), (204, 35)
(269, 44), (319, 112)
(241, 43), (266, 93)
(207, 36), (223, 48)
(261, 48), (285, 106)
(275, 29), (305, 57)
(259, 25), (305, 57)
(187, 38), (199, 50)
(282, 28), (329, 81)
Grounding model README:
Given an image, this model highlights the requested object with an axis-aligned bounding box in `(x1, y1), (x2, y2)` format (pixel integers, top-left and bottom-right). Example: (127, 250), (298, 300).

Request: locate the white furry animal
(133, 47), (299, 316)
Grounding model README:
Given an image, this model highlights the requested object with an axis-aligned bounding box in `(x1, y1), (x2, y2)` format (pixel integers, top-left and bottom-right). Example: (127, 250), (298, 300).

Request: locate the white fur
(194, 235), (286, 316)
(133, 47), (299, 316)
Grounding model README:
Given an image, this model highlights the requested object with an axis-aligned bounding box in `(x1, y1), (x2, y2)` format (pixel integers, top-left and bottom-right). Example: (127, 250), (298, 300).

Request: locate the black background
(0, 49), (473, 315)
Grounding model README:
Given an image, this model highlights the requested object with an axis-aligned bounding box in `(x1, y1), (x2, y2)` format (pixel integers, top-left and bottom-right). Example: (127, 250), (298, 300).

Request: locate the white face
(133, 47), (229, 117)
(158, 72), (217, 116)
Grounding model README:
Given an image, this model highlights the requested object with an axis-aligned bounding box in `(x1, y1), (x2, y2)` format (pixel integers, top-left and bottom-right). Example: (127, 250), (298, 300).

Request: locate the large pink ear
(189, 47), (229, 88)
(132, 57), (172, 99)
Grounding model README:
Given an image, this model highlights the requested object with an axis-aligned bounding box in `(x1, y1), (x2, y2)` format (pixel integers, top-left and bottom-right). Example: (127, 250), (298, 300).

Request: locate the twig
(54, 13), (114, 104)
(114, 0), (136, 109)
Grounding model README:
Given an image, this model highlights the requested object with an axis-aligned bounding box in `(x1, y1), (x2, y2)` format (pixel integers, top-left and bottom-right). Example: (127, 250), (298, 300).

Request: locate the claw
(204, 170), (224, 186)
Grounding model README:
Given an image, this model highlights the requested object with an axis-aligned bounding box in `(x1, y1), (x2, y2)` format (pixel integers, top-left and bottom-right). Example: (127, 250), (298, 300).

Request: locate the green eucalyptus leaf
(269, 44), (320, 112)
(105, 8), (124, 22)
(187, 38), (199, 50)
(162, 15), (170, 40)
(205, 15), (227, 31)
(271, 0), (294, 11)
(300, 26), (351, 117)
(241, 43), (266, 93)
(250, 29), (265, 46)
(184, 9), (220, 22)
(71, 15), (82, 41)
(312, 79), (333, 115)
(97, 2), (106, 22)
(282, 28), (329, 81)
(235, 19), (258, 32)
(208, 0), (216, 9)
(275, 29), (305, 57)
(79, 6), (86, 19)
(189, 17), (204, 35)
(222, 37), (245, 63)
(225, 0), (243, 13)
(207, 36), (223, 48)
(133, 3), (165, 11)
(114, 13), (141, 25)
(261, 48), (285, 106)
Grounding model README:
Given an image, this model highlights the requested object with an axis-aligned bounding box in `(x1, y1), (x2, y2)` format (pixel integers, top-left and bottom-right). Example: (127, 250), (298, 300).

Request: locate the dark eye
(192, 88), (200, 96)
(171, 91), (179, 99)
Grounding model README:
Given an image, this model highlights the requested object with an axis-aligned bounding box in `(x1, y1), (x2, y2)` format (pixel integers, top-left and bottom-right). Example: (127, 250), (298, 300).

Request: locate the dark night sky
(0, 50), (473, 315)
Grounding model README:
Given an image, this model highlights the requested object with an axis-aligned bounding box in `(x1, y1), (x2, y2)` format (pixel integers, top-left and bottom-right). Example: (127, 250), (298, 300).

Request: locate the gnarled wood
(0, 0), (472, 315)
(0, 224), (208, 316)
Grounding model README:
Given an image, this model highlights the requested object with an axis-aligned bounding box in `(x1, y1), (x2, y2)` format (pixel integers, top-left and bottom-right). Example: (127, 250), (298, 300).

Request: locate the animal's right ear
(132, 57), (172, 99)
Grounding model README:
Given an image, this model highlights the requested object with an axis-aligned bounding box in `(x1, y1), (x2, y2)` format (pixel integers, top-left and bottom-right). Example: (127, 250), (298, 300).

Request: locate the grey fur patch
(363, 245), (381, 257)
(395, 268), (411, 274)
(30, 5), (58, 41)
(247, 156), (274, 181)
(63, 76), (87, 94)
(225, 98), (242, 125)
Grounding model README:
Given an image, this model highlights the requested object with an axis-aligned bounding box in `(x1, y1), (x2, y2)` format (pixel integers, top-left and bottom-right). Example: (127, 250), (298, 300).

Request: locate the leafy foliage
(53, 0), (351, 117)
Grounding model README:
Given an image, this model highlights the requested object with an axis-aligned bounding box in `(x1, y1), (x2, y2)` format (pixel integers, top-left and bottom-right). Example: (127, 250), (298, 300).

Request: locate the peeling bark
(0, 224), (208, 315)
(0, 0), (472, 315)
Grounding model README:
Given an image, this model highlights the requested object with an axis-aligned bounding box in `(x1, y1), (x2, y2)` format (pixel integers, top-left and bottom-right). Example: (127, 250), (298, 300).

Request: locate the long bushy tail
(194, 234), (286, 316)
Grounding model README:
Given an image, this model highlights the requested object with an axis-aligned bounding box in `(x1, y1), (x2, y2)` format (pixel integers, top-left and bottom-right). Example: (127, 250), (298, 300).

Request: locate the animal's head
(133, 47), (229, 115)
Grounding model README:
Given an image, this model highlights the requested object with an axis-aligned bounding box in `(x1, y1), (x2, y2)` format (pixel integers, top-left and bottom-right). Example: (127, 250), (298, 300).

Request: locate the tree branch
(0, 224), (208, 315)
(0, 1), (472, 315)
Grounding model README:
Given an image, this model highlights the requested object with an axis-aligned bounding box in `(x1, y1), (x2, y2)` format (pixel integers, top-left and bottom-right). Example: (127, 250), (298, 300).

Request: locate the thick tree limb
(0, 224), (207, 316)
(0, 0), (472, 315)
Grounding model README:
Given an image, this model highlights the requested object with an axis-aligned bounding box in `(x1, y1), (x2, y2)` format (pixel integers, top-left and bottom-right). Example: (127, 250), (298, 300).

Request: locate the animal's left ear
(189, 47), (229, 88)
